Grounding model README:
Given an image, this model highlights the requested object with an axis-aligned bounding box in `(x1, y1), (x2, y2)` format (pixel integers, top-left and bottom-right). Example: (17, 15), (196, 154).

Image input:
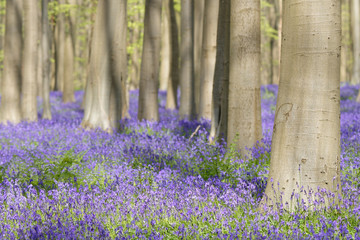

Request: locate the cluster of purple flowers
(0, 85), (359, 239)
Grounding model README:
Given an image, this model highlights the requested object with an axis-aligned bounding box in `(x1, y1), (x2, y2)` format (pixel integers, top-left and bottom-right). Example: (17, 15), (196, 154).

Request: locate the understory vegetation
(0, 85), (359, 239)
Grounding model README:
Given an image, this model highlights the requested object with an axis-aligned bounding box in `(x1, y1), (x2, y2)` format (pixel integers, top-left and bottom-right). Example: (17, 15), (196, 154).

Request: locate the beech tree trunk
(138, 0), (162, 121)
(55, 0), (66, 92)
(62, 0), (76, 103)
(159, 0), (171, 91)
(0, 0), (22, 124)
(209, 0), (230, 143)
(82, 0), (127, 132)
(351, 0), (360, 84)
(179, 0), (195, 119)
(194, 0), (204, 115)
(228, 0), (262, 154)
(22, 0), (39, 122)
(128, 7), (142, 90)
(198, 0), (219, 120)
(260, 0), (342, 211)
(42, 0), (52, 119)
(37, 8), (43, 99)
(165, 0), (179, 110)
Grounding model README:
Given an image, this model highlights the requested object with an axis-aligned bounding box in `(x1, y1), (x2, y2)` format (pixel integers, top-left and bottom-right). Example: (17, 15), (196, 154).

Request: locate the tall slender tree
(138, 0), (162, 121)
(165, 0), (179, 110)
(55, 0), (66, 92)
(62, 0), (76, 103)
(42, 0), (52, 119)
(198, 0), (219, 120)
(228, 0), (262, 154)
(82, 0), (128, 132)
(179, 0), (195, 119)
(194, 0), (204, 115)
(22, 0), (39, 121)
(351, 0), (360, 84)
(159, 0), (171, 91)
(260, 0), (342, 211)
(0, 0), (22, 124)
(209, 0), (230, 143)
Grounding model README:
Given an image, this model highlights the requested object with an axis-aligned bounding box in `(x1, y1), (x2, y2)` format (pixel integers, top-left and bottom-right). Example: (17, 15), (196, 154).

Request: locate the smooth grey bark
(82, 0), (127, 132)
(0, 0), (22, 124)
(351, 0), (360, 84)
(194, 0), (204, 115)
(165, 0), (179, 110)
(209, 0), (230, 143)
(159, 0), (171, 91)
(228, 0), (262, 154)
(42, 0), (52, 119)
(138, 0), (162, 121)
(260, 0), (342, 211)
(55, 0), (65, 92)
(199, 0), (219, 119)
(179, 0), (195, 119)
(41, 0), (52, 119)
(37, 8), (43, 99)
(22, 0), (39, 122)
(62, 0), (76, 103)
(128, 7), (142, 90)
(273, 0), (282, 85)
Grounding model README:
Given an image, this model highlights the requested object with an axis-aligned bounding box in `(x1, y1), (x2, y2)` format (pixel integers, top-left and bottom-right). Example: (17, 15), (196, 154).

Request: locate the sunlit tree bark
(228, 0), (262, 154)
(0, 0), (22, 124)
(159, 0), (171, 91)
(82, 0), (127, 132)
(260, 0), (342, 211)
(22, 0), (39, 121)
(198, 0), (219, 120)
(351, 0), (360, 84)
(138, 0), (162, 121)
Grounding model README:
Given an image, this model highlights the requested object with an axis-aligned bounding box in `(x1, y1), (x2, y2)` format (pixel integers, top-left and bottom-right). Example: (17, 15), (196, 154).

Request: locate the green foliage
(260, 0), (278, 40)
(48, 1), (77, 23)
(1, 148), (88, 197)
(263, 87), (275, 99)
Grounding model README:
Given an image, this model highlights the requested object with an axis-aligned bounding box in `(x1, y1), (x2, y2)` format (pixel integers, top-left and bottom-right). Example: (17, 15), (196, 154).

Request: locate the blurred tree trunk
(128, 0), (144, 90)
(165, 0), (179, 110)
(55, 0), (65, 92)
(260, 2), (272, 86)
(82, 0), (127, 132)
(22, 0), (39, 122)
(37, 8), (43, 98)
(198, 0), (219, 120)
(341, 0), (351, 83)
(0, 1), (5, 86)
(42, 0), (52, 120)
(129, 20), (141, 90)
(179, 0), (195, 119)
(138, 0), (162, 121)
(194, 0), (204, 115)
(0, 0), (22, 124)
(272, 0), (282, 85)
(260, 0), (342, 212)
(62, 0), (76, 103)
(209, 0), (230, 143)
(228, 0), (262, 154)
(351, 0), (360, 84)
(159, 0), (170, 91)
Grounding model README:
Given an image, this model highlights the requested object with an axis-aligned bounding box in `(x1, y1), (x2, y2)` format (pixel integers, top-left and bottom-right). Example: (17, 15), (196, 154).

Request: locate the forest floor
(0, 85), (359, 239)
